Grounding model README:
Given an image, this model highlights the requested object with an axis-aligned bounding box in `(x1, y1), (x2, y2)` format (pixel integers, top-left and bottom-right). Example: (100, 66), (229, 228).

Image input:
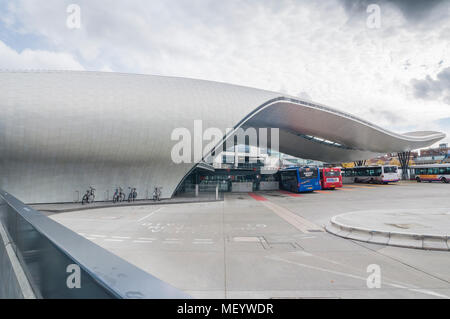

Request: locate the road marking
(260, 200), (322, 233)
(344, 185), (376, 189)
(193, 238), (214, 244)
(90, 234), (107, 238)
(248, 193), (268, 201)
(357, 183), (387, 187)
(163, 240), (182, 244)
(314, 190), (331, 194)
(337, 188), (356, 191)
(138, 207), (165, 222)
(279, 190), (303, 197)
(112, 236), (130, 239)
(138, 237), (156, 241)
(266, 255), (450, 299)
(104, 238), (123, 242)
(132, 240), (153, 243)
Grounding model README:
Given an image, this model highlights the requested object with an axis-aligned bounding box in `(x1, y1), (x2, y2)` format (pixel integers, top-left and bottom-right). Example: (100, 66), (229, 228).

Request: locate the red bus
(320, 167), (342, 189)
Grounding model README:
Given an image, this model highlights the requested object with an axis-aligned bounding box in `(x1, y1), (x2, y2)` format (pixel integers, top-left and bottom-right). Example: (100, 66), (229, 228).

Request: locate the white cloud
(1, 0), (449, 142)
(0, 40), (84, 70)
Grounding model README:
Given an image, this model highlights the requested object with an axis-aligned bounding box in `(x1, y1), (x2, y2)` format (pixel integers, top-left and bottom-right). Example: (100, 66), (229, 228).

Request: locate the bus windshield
(299, 168), (318, 179)
(324, 170), (340, 177)
(383, 166), (398, 174)
(280, 170), (297, 182)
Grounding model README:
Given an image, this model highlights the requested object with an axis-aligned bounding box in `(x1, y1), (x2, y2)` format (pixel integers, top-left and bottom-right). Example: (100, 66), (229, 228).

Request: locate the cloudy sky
(1, 0), (449, 145)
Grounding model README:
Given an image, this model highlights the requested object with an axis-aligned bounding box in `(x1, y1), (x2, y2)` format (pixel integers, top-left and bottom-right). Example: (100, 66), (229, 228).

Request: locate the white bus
(412, 164), (450, 183)
(342, 166), (399, 184)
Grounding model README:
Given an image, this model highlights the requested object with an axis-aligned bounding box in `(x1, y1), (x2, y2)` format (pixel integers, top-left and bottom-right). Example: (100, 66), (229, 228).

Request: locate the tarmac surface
(49, 181), (450, 299)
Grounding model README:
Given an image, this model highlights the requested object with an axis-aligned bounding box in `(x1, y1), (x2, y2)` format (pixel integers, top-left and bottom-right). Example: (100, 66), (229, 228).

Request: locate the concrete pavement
(326, 208), (450, 251)
(49, 182), (450, 299)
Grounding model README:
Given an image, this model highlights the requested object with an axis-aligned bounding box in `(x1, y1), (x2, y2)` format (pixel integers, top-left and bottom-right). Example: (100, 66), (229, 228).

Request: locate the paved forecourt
(49, 181), (450, 299)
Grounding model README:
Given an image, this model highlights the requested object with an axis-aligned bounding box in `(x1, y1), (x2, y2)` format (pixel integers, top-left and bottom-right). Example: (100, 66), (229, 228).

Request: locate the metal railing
(181, 183), (224, 199)
(0, 189), (189, 299)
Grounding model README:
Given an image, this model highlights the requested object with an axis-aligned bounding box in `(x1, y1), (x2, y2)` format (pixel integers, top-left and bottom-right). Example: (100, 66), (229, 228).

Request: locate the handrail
(0, 189), (190, 299)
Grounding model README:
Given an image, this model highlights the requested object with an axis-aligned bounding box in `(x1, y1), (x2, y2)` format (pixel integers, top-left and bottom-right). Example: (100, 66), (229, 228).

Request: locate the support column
(397, 151), (411, 180)
(354, 160), (366, 166)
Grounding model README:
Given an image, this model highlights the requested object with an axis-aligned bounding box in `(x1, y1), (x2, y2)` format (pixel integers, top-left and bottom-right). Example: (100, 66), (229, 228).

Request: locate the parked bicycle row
(81, 186), (162, 205)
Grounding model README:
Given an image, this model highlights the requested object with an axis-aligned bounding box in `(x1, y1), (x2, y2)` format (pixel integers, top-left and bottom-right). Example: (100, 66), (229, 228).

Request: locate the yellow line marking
(344, 184), (376, 189)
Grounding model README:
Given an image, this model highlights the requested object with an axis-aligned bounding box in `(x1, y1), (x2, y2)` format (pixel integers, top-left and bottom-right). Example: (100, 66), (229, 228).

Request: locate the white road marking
(192, 238), (214, 244)
(104, 239), (124, 242)
(408, 289), (450, 299)
(138, 207), (164, 222)
(90, 234), (107, 238)
(112, 236), (131, 239)
(163, 238), (182, 244)
(138, 237), (156, 241)
(266, 255), (450, 299)
(132, 240), (153, 243)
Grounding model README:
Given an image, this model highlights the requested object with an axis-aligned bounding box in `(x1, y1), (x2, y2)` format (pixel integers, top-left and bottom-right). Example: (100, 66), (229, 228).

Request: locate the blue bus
(279, 166), (321, 193)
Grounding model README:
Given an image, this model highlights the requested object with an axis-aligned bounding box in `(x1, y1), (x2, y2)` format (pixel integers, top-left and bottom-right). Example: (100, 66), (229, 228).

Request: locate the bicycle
(81, 186), (95, 205)
(152, 187), (162, 201)
(128, 187), (137, 202)
(113, 187), (126, 203)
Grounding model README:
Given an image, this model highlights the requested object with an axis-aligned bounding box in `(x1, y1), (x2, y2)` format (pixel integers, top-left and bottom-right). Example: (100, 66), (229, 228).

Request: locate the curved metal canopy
(0, 71), (445, 203)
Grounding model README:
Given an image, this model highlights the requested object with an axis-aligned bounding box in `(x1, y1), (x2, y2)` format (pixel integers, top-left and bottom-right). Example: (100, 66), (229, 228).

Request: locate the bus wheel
(441, 177), (448, 184)
(416, 177), (421, 183)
